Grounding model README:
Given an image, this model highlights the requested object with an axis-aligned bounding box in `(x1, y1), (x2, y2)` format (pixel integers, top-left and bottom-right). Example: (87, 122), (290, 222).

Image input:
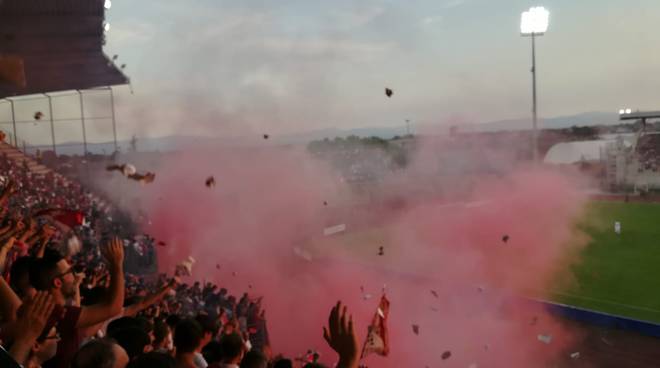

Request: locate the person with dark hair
(193, 314), (219, 367)
(152, 320), (173, 353)
(126, 352), (176, 368)
(218, 333), (244, 368)
(165, 314), (181, 332)
(107, 317), (140, 338)
(109, 327), (151, 360)
(71, 339), (129, 368)
(272, 358), (293, 368)
(239, 350), (267, 368)
(24, 238), (125, 368)
(174, 319), (204, 368)
(201, 341), (222, 367)
(9, 256), (35, 299)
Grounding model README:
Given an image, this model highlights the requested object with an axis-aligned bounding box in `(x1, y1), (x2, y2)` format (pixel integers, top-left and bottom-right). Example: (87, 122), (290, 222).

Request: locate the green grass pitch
(553, 201), (660, 323)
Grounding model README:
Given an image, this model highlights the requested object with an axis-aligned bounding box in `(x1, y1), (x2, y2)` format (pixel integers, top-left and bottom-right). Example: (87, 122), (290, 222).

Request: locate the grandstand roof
(620, 111), (660, 121)
(544, 140), (613, 164)
(0, 0), (128, 98)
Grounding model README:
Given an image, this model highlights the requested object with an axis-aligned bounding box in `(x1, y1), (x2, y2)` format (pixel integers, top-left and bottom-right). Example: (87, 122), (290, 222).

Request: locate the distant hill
(28, 111), (624, 155)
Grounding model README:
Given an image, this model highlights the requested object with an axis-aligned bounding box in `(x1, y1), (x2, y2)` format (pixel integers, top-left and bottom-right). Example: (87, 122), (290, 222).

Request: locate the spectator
(9, 256), (35, 299)
(174, 319), (204, 368)
(272, 358), (293, 368)
(201, 341), (223, 367)
(7, 291), (56, 367)
(194, 314), (219, 367)
(239, 350), (267, 368)
(27, 239), (124, 368)
(126, 352), (176, 368)
(218, 333), (244, 368)
(71, 339), (129, 368)
(109, 327), (151, 360)
(152, 320), (173, 353)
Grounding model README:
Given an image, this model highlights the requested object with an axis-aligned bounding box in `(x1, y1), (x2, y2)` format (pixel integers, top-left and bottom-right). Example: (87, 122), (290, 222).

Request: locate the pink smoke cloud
(107, 137), (588, 367)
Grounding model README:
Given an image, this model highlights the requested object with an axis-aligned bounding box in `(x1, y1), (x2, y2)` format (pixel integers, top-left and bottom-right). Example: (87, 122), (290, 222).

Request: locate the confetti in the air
(430, 290), (439, 298)
(537, 334), (553, 344)
(205, 176), (216, 188)
(385, 87), (393, 98)
(441, 351), (451, 360)
(502, 234), (510, 243)
(412, 324), (419, 335)
(378, 246), (384, 256)
(263, 134), (269, 140)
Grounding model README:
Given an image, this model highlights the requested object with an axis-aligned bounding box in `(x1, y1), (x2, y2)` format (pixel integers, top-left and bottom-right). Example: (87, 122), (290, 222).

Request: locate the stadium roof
(619, 111), (660, 121)
(544, 140), (618, 164)
(0, 0), (128, 99)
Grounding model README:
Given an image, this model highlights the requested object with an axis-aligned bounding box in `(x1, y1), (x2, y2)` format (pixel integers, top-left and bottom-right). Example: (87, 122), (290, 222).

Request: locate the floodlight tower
(521, 6), (549, 163)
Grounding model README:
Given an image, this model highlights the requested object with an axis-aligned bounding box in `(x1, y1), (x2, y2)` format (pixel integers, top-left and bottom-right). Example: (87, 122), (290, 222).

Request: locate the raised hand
(323, 301), (360, 368)
(101, 236), (124, 270)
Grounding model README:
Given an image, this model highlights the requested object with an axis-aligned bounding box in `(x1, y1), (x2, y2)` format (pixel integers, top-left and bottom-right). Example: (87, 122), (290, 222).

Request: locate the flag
(34, 208), (84, 228)
(361, 294), (390, 359)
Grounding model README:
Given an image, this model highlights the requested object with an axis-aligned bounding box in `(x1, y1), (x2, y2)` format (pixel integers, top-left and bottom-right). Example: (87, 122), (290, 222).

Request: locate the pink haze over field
(102, 138), (589, 367)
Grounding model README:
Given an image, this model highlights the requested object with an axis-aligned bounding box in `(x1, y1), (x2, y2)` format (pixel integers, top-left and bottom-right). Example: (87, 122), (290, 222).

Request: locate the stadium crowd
(636, 133), (660, 172)
(0, 151), (362, 368)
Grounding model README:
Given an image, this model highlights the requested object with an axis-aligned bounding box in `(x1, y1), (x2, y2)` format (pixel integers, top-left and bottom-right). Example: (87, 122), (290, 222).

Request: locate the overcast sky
(3, 0), (660, 145)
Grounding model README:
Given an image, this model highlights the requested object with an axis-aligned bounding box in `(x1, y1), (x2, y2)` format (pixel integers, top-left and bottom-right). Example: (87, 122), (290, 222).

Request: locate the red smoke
(114, 139), (588, 367)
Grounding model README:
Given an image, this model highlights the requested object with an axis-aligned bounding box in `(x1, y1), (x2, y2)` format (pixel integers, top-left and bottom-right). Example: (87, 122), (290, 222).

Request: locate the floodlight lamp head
(521, 6), (550, 35)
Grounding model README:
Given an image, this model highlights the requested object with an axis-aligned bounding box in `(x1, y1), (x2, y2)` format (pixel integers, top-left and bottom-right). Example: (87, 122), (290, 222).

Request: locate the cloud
(443, 0), (467, 9)
(107, 19), (156, 47)
(421, 15), (443, 27)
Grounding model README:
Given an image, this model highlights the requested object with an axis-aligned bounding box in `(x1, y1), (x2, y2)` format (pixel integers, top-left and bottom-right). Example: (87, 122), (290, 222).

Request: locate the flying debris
(537, 334), (553, 344)
(157, 241), (166, 247)
(378, 246), (384, 256)
(205, 176), (216, 188)
(441, 351), (451, 360)
(34, 111), (44, 120)
(323, 224), (346, 236)
(502, 234), (510, 243)
(570, 352), (580, 359)
(175, 256), (196, 277)
(127, 172), (156, 184)
(385, 87), (393, 98)
(430, 290), (439, 298)
(106, 163), (137, 177)
(411, 324), (419, 335)
(323, 201), (328, 206)
(263, 134), (269, 140)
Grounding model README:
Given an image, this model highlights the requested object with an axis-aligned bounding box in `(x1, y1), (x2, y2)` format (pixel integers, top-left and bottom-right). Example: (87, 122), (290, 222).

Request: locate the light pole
(521, 6), (549, 163)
